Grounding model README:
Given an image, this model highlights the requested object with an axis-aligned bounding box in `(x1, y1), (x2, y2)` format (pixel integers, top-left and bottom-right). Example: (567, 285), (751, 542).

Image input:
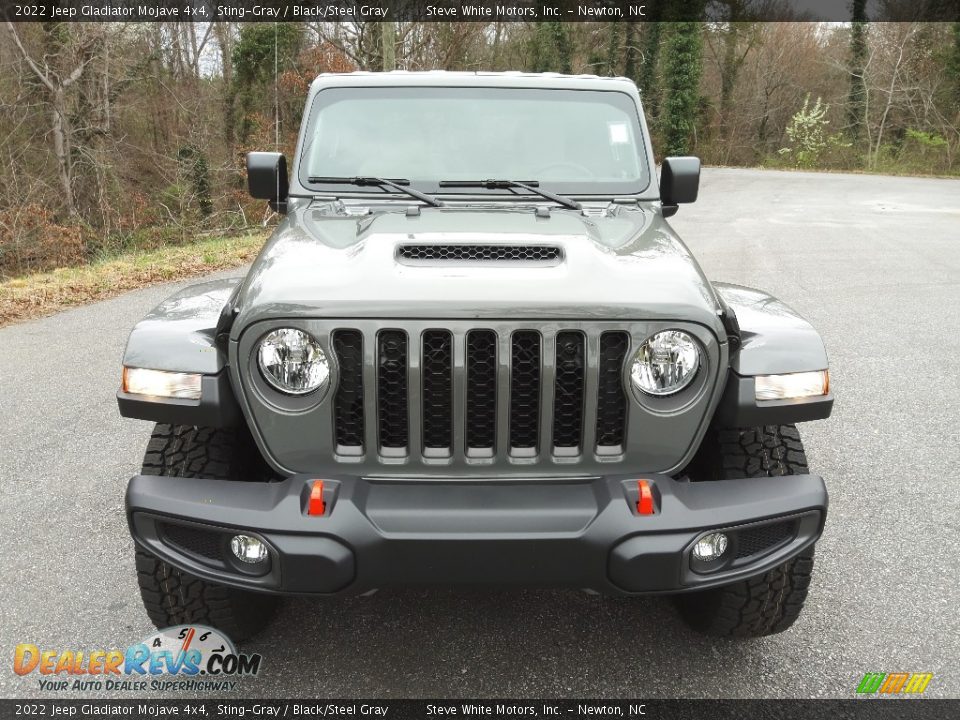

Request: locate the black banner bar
(1, 0), (959, 23)
(1, 700), (959, 720)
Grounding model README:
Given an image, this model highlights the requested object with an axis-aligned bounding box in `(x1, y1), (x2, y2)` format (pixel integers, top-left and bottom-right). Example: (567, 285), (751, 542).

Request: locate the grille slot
(736, 521), (796, 559)
(509, 331), (542, 456)
(398, 244), (562, 264)
(553, 331), (585, 453)
(596, 332), (629, 453)
(161, 523), (223, 562)
(465, 330), (497, 456)
(422, 330), (453, 456)
(377, 330), (409, 454)
(332, 330), (365, 454)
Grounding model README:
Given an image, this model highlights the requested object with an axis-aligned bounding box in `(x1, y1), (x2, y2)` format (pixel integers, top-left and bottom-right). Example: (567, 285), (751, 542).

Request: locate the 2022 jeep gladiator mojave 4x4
(118, 72), (833, 640)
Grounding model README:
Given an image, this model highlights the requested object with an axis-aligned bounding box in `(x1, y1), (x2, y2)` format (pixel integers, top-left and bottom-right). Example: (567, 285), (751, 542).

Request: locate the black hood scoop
(396, 243), (563, 266)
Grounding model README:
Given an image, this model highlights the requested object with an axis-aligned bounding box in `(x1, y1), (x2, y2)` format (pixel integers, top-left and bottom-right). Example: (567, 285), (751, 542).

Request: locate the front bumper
(126, 473), (827, 596)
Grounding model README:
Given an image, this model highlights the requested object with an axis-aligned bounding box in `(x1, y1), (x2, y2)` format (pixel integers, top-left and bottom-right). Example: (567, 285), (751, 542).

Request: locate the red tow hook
(307, 480), (326, 516)
(636, 480), (656, 515)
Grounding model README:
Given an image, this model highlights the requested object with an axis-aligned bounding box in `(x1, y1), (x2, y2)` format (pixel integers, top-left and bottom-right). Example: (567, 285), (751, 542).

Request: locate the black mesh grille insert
(553, 331), (585, 450)
(510, 331), (541, 453)
(422, 330), (453, 454)
(466, 330), (497, 453)
(736, 521), (796, 559)
(161, 523), (223, 562)
(398, 244), (562, 263)
(332, 330), (365, 451)
(377, 330), (408, 451)
(596, 332), (629, 450)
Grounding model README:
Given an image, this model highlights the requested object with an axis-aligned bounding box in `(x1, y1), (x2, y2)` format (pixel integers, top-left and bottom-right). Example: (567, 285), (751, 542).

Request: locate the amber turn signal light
(637, 480), (655, 515)
(307, 480), (326, 516)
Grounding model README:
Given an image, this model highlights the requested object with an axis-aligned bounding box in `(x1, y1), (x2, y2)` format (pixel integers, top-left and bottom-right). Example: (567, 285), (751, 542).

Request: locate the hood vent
(397, 244), (563, 266)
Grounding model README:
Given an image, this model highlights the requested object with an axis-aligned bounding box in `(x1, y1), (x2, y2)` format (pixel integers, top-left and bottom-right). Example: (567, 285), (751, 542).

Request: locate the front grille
(377, 330), (409, 453)
(422, 330), (453, 455)
(736, 521), (796, 559)
(332, 326), (634, 462)
(161, 523), (223, 562)
(332, 330), (365, 453)
(595, 332), (630, 453)
(466, 330), (497, 455)
(398, 244), (562, 264)
(509, 331), (542, 455)
(553, 331), (585, 452)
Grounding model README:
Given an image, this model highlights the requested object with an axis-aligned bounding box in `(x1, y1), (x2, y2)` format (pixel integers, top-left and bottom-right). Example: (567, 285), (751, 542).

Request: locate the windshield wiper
(307, 176), (444, 207)
(438, 179), (581, 211)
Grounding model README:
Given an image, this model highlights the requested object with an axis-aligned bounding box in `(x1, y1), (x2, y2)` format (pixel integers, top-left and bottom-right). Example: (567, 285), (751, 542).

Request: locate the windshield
(299, 87), (649, 196)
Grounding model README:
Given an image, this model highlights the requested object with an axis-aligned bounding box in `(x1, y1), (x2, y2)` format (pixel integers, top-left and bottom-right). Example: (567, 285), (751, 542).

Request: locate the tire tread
(678, 424), (817, 637)
(134, 423), (277, 642)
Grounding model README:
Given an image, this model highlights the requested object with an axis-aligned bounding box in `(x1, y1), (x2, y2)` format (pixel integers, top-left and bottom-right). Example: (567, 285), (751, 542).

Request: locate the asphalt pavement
(1, 168), (958, 699)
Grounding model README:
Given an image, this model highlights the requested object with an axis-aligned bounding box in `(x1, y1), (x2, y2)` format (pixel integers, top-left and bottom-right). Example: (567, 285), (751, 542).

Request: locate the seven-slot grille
(331, 327), (630, 462)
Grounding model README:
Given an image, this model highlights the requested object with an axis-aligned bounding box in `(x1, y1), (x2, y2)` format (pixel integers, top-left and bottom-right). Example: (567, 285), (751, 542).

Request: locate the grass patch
(0, 232), (265, 328)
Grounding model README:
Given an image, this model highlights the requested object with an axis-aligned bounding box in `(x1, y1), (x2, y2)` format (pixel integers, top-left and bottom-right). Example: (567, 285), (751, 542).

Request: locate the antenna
(274, 21), (280, 208)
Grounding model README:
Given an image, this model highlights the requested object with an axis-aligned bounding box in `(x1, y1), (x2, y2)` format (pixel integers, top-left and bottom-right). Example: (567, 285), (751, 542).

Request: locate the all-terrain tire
(134, 423), (278, 642)
(676, 424), (817, 637)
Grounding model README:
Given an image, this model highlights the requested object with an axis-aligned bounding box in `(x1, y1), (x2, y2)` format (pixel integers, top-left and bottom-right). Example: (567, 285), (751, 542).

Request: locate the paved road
(1, 169), (959, 699)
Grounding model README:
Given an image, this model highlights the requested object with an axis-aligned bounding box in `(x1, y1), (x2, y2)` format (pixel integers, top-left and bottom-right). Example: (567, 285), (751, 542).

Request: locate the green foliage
(622, 23), (638, 80)
(847, 0), (869, 142)
(177, 145), (212, 218)
(232, 24), (304, 143)
(638, 22), (663, 119)
(233, 24), (303, 87)
(601, 22), (622, 76)
(779, 95), (850, 168)
(870, 129), (954, 175)
(527, 21), (572, 73)
(661, 22), (703, 156)
(904, 128), (948, 149)
(949, 22), (960, 105)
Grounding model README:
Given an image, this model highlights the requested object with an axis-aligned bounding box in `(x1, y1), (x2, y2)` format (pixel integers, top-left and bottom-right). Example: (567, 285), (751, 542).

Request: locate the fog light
(230, 535), (268, 564)
(693, 532), (728, 562)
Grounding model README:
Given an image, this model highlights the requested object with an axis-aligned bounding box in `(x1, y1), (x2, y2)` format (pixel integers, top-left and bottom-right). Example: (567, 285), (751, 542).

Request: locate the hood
(233, 200), (723, 334)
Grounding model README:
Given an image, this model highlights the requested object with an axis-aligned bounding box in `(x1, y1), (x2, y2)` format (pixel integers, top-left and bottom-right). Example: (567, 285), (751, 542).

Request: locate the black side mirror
(247, 152), (289, 213)
(660, 156), (700, 217)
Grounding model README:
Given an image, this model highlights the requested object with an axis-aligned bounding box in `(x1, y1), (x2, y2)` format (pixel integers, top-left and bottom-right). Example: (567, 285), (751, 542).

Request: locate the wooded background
(2, 8), (959, 278)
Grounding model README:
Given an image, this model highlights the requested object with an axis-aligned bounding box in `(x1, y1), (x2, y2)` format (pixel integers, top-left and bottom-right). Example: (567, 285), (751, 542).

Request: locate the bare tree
(3, 22), (99, 216)
(865, 23), (921, 168)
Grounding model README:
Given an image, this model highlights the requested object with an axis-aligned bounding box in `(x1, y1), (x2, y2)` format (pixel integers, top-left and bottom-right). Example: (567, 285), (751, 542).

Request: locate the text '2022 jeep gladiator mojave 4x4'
(118, 72), (833, 641)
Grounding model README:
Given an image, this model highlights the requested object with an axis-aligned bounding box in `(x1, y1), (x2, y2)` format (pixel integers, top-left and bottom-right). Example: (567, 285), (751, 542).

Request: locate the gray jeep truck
(118, 72), (833, 641)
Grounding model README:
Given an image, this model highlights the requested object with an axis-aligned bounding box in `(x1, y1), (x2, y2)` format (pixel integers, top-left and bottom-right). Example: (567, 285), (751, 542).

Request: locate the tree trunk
(51, 89), (76, 216)
(639, 21), (663, 119)
(847, 0), (868, 144)
(214, 22), (236, 162)
(381, 22), (396, 71)
(871, 27), (915, 169)
(662, 21), (704, 156)
(719, 23), (739, 143)
(623, 23), (638, 80)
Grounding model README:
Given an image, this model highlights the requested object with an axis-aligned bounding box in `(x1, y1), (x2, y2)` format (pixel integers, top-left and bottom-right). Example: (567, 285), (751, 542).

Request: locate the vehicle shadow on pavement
(244, 589), (772, 697)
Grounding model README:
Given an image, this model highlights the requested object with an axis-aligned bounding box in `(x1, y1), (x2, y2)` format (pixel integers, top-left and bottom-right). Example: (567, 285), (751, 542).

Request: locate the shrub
(0, 205), (87, 277)
(778, 95), (851, 168)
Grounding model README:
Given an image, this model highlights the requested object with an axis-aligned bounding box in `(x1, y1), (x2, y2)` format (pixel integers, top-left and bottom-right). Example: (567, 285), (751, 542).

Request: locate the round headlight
(257, 328), (329, 395)
(630, 330), (700, 396)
